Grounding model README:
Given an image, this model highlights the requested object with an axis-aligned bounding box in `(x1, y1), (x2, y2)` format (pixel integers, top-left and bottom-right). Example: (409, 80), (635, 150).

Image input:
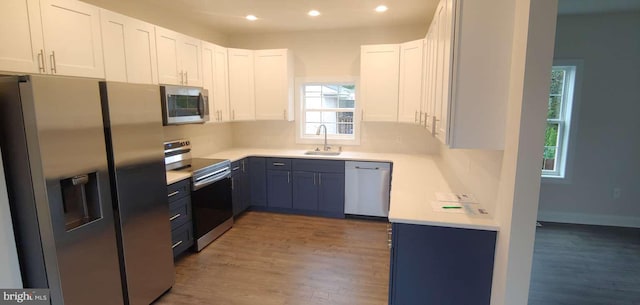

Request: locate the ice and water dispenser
(61, 172), (102, 231)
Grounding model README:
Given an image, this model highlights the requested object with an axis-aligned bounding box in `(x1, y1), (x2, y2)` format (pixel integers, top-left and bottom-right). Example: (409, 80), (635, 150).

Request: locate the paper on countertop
(430, 201), (491, 216)
(435, 192), (479, 203)
(430, 201), (465, 214)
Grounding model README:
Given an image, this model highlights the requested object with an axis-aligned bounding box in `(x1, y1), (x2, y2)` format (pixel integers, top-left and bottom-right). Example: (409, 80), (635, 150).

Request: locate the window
(299, 83), (357, 142)
(542, 65), (578, 178)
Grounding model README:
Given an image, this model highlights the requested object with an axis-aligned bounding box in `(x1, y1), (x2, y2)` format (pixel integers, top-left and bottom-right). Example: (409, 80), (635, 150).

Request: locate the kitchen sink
(304, 150), (341, 156)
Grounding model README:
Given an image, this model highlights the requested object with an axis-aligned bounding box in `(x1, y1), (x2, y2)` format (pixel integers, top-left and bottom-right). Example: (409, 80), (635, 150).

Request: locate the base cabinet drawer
(169, 196), (191, 230)
(171, 221), (194, 258)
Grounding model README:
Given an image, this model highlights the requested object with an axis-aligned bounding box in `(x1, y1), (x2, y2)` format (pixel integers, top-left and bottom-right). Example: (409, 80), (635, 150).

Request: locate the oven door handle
(193, 170), (230, 191)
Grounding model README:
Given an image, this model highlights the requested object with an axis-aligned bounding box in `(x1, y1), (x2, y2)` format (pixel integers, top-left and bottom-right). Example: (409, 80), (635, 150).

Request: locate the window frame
(542, 60), (583, 183)
(295, 77), (361, 145)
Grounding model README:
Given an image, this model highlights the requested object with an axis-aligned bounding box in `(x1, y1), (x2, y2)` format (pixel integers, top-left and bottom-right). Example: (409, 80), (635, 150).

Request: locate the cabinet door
(360, 44), (400, 122)
(231, 163), (243, 217)
(99, 9), (128, 82)
(155, 26), (180, 85)
(318, 172), (345, 215)
(214, 46), (231, 122)
(179, 35), (202, 87)
(0, 0), (45, 74)
(398, 39), (424, 124)
(249, 157), (267, 207)
(40, 0), (104, 78)
(434, 0), (452, 143)
(422, 32), (436, 132)
(125, 18), (158, 84)
(202, 42), (216, 121)
(266, 170), (292, 208)
(228, 48), (255, 121)
(292, 171), (318, 211)
(254, 49), (293, 121)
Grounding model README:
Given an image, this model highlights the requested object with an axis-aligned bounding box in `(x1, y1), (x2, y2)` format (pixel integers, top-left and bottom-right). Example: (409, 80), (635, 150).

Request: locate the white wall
(163, 123), (234, 157)
(232, 121), (440, 154)
(538, 12), (640, 227)
(0, 147), (23, 288)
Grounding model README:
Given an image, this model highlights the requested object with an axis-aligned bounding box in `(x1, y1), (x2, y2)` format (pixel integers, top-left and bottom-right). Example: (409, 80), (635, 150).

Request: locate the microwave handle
(198, 92), (209, 118)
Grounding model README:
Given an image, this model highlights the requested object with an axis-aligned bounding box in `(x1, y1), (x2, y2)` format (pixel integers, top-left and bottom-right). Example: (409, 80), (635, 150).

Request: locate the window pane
(306, 111), (321, 122)
(337, 112), (354, 123)
(305, 123), (320, 135)
(337, 123), (354, 135)
(542, 123), (559, 171)
(547, 96), (561, 119)
(321, 112), (337, 123)
(322, 96), (338, 108)
(550, 70), (565, 95)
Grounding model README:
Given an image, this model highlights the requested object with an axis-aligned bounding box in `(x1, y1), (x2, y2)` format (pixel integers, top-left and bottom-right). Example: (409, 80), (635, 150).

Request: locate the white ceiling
(92, 0), (438, 34)
(558, 0), (640, 15)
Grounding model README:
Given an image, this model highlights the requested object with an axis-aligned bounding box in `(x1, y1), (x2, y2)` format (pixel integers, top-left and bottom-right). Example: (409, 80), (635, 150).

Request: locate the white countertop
(194, 148), (498, 231)
(166, 171), (191, 185)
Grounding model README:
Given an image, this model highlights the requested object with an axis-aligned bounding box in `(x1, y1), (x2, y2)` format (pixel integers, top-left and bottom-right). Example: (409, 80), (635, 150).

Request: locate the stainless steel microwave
(160, 85), (209, 125)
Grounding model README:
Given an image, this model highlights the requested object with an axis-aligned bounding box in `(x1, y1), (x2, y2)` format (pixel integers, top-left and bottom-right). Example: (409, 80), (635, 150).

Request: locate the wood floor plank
(155, 211), (390, 305)
(529, 222), (640, 305)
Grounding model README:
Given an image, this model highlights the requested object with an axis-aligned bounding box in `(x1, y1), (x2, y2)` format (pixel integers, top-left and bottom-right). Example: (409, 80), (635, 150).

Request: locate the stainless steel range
(164, 139), (233, 251)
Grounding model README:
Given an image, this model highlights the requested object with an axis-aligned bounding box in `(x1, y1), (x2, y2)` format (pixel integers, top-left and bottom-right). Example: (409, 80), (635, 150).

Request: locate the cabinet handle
(287, 172), (290, 184)
(232, 110), (235, 120)
(172, 240), (183, 249)
(432, 116), (439, 135)
(37, 50), (45, 73)
(217, 110), (221, 121)
(272, 162), (285, 166)
(50, 51), (57, 74)
(169, 214), (181, 221)
(168, 191), (180, 198)
(313, 173), (317, 185)
(185, 71), (188, 85)
(232, 166), (240, 171)
(231, 178), (234, 190)
(283, 109), (286, 120)
(318, 173), (322, 186)
(242, 160), (246, 172)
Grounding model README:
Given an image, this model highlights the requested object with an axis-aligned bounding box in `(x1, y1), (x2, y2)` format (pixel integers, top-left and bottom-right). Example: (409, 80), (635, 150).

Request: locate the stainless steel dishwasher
(345, 161), (392, 217)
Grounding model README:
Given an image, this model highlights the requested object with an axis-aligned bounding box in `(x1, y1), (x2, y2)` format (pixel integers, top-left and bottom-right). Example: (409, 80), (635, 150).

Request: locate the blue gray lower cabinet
(317, 172), (344, 215)
(232, 159), (251, 216)
(249, 157), (267, 207)
(266, 169), (293, 208)
(292, 171), (318, 211)
(168, 179), (193, 258)
(388, 223), (497, 305)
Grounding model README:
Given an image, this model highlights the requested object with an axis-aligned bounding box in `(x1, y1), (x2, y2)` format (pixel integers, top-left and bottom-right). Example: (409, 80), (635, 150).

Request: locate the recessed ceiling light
(246, 15), (258, 21)
(375, 5), (388, 12)
(308, 10), (321, 17)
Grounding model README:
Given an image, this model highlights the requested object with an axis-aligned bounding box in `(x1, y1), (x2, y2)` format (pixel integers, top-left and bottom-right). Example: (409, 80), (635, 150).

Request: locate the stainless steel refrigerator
(99, 81), (175, 305)
(0, 75), (174, 305)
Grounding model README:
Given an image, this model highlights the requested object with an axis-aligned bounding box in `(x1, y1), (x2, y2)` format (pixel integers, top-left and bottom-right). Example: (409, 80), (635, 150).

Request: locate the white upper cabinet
(155, 26), (202, 86)
(254, 49), (294, 121)
(360, 44), (400, 122)
(0, 0), (44, 74)
(227, 48), (255, 121)
(40, 0), (104, 78)
(202, 42), (230, 123)
(422, 0), (512, 149)
(100, 9), (158, 84)
(0, 0), (104, 78)
(398, 39), (425, 124)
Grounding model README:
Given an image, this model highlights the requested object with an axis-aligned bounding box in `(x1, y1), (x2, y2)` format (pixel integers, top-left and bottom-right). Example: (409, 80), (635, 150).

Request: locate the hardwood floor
(529, 222), (640, 305)
(155, 211), (390, 305)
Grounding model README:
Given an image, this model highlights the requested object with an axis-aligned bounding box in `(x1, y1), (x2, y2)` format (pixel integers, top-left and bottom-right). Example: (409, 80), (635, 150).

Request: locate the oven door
(191, 173), (233, 251)
(160, 86), (209, 125)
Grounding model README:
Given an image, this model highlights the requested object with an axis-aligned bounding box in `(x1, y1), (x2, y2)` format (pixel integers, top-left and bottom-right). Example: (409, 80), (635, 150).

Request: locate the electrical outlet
(613, 187), (622, 200)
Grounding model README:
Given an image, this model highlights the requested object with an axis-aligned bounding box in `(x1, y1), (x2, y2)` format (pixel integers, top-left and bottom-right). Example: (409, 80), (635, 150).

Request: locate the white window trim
(542, 59), (583, 184)
(295, 76), (361, 146)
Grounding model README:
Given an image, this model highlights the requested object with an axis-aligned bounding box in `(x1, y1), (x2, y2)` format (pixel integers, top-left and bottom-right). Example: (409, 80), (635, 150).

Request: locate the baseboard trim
(537, 211), (640, 228)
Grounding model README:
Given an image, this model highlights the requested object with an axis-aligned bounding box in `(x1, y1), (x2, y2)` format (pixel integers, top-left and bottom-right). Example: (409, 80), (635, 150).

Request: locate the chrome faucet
(316, 124), (329, 151)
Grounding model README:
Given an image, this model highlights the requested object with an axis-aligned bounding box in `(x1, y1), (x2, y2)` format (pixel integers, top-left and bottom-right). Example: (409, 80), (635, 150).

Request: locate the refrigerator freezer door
(22, 75), (124, 305)
(100, 82), (174, 305)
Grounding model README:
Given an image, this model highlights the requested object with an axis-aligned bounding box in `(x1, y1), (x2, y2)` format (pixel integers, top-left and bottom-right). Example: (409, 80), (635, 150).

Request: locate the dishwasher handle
(355, 166), (380, 170)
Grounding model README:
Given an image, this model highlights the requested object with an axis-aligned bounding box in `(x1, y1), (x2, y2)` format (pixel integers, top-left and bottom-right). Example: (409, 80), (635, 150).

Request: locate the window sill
(541, 174), (572, 184)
